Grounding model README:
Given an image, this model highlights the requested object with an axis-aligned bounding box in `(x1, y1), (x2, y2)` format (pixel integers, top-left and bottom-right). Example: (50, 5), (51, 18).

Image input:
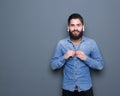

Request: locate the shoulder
(83, 36), (98, 48)
(83, 36), (95, 42)
(58, 37), (69, 45)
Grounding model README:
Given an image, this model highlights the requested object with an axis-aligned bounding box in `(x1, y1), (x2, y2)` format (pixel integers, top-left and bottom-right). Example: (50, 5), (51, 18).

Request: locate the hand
(64, 50), (75, 59)
(75, 51), (87, 61)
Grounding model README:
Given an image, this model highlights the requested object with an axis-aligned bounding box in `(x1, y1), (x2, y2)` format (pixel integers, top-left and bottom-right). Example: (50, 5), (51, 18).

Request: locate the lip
(73, 31), (79, 33)
(73, 32), (79, 35)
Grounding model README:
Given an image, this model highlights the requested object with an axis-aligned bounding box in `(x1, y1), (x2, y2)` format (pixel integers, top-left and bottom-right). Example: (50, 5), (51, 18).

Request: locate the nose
(74, 26), (78, 30)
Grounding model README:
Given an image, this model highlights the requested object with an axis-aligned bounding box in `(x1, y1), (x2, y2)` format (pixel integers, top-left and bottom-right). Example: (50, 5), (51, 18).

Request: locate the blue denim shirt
(51, 36), (104, 92)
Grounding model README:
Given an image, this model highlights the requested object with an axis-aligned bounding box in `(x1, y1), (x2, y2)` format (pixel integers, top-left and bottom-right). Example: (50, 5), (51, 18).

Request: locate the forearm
(50, 55), (67, 70)
(84, 56), (104, 70)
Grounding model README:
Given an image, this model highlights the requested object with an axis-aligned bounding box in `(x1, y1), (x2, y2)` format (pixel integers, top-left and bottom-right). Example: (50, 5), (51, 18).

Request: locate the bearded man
(50, 13), (104, 96)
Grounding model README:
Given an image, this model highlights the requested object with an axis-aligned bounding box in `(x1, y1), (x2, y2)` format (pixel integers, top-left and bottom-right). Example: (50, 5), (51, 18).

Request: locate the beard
(69, 30), (83, 40)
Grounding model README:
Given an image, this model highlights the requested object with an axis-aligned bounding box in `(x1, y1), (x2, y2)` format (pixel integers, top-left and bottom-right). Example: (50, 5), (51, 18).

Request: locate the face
(68, 19), (84, 40)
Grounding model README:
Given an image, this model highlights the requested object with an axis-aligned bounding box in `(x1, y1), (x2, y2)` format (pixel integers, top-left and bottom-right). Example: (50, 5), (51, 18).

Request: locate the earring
(67, 29), (69, 32)
(83, 26), (85, 31)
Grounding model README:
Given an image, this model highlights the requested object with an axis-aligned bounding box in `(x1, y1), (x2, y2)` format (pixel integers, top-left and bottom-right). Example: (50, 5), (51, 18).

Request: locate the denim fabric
(51, 36), (104, 92)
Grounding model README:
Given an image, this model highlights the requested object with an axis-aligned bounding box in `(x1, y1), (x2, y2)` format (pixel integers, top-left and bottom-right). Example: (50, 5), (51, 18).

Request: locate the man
(50, 13), (104, 96)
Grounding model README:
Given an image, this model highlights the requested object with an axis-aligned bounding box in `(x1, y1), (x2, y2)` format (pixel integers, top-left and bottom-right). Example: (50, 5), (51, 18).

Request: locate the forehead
(69, 19), (82, 24)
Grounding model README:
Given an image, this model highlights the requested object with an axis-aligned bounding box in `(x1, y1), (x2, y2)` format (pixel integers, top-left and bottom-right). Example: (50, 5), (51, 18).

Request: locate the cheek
(78, 27), (83, 31)
(69, 27), (74, 31)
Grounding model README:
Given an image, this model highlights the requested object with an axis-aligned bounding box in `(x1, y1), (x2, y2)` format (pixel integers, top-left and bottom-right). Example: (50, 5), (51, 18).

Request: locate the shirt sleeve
(84, 41), (104, 70)
(50, 41), (67, 70)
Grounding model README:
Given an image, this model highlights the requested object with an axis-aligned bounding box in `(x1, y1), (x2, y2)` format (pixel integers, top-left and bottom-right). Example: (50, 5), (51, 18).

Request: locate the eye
(70, 24), (75, 27)
(77, 24), (81, 27)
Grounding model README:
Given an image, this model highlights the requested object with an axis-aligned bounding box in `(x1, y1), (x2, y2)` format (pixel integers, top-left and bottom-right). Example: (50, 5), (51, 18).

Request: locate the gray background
(0, 0), (120, 96)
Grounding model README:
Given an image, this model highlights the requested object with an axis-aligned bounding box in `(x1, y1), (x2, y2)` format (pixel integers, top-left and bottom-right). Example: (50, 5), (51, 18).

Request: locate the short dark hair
(68, 13), (84, 25)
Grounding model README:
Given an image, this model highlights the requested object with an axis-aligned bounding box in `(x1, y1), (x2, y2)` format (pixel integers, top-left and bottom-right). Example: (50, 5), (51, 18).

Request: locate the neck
(71, 38), (82, 44)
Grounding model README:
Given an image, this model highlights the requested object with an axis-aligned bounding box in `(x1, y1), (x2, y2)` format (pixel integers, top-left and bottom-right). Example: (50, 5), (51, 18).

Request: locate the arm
(50, 41), (75, 70)
(50, 42), (67, 70)
(84, 41), (104, 70)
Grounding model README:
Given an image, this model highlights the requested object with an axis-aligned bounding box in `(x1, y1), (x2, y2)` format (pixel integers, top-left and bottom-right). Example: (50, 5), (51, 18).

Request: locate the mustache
(69, 31), (83, 40)
(72, 30), (80, 33)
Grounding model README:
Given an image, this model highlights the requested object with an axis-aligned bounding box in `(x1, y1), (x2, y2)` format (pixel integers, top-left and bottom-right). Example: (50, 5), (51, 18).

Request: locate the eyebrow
(70, 23), (82, 26)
